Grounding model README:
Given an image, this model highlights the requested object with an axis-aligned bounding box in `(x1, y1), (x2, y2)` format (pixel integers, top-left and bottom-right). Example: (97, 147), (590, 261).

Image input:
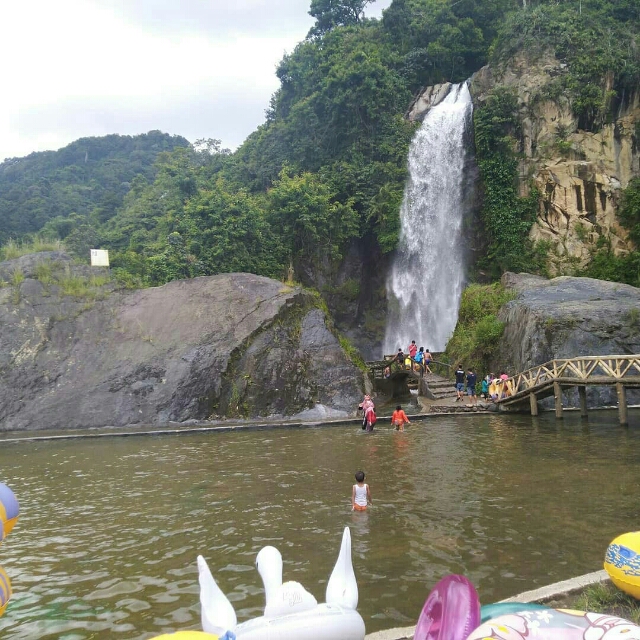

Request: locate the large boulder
(0, 254), (365, 431)
(497, 273), (640, 407)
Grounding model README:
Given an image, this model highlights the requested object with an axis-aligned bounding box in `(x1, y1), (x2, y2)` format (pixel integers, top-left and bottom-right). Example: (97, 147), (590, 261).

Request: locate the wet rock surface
(0, 254), (365, 431)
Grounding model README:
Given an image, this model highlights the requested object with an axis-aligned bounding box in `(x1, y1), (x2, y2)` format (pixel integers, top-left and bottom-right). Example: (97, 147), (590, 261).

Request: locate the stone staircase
(420, 373), (458, 401)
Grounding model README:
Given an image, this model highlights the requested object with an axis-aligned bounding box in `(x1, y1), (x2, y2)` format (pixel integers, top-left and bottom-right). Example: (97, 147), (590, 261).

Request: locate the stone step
(430, 403), (496, 414)
(426, 381), (455, 390)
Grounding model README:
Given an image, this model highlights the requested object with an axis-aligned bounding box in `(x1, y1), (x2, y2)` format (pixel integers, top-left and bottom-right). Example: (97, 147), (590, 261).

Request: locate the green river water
(0, 410), (639, 639)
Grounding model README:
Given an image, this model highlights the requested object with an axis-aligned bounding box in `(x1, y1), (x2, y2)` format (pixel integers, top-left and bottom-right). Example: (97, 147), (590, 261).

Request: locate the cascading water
(384, 82), (473, 355)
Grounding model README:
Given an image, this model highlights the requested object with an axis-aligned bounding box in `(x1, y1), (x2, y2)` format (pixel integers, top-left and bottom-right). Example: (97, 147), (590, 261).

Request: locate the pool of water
(0, 410), (639, 639)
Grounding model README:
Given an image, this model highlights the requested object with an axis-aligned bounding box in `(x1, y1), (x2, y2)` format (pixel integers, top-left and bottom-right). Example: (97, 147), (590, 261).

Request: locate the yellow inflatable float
(0, 567), (11, 617)
(604, 532), (640, 599)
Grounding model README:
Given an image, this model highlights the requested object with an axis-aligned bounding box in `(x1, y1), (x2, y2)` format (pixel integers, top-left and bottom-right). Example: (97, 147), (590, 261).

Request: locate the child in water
(351, 471), (372, 511)
(391, 405), (410, 431)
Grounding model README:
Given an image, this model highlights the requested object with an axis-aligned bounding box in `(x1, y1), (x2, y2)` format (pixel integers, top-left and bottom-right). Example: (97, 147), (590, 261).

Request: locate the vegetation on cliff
(472, 87), (544, 278)
(480, 0), (640, 286)
(582, 178), (640, 287)
(491, 0), (640, 132)
(444, 283), (516, 375)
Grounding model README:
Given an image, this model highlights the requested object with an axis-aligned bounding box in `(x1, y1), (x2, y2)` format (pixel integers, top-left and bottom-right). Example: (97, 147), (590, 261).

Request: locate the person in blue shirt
(466, 369), (478, 404)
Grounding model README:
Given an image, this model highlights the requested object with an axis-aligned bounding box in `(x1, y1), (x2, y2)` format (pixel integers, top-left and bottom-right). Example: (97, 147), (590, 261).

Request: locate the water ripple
(0, 411), (638, 638)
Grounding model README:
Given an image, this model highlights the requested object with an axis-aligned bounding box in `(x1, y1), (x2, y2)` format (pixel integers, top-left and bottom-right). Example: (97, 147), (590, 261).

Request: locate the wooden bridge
(366, 353), (639, 423)
(495, 355), (640, 424)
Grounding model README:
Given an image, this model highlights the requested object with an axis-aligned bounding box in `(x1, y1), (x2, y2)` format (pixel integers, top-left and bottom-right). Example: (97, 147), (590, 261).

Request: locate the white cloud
(0, 0), (393, 161)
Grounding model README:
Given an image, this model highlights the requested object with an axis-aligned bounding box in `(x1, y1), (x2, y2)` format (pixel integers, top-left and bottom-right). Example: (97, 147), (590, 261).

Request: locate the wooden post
(529, 392), (538, 416)
(554, 381), (563, 419)
(578, 386), (588, 419)
(617, 383), (628, 426)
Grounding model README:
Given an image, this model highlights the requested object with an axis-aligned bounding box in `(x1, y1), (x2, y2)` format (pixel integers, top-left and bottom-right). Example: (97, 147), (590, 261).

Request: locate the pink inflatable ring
(415, 575), (481, 640)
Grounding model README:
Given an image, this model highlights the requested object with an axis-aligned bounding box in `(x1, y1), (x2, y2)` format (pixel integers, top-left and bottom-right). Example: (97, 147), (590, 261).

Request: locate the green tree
(0, 132), (189, 245)
(183, 180), (285, 279)
(492, 1), (640, 132)
(308, 0), (374, 37)
(267, 168), (359, 274)
(64, 219), (102, 261)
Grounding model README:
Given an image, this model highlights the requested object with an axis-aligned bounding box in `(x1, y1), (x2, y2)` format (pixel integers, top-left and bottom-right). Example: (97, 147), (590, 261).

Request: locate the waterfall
(384, 82), (474, 356)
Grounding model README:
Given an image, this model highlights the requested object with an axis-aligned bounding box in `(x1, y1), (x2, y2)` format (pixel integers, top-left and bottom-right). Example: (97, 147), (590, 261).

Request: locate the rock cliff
(496, 272), (640, 407)
(0, 253), (365, 431)
(471, 51), (639, 273)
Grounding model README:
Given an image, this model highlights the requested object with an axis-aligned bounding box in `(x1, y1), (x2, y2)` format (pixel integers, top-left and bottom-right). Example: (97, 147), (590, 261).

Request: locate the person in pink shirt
(358, 395), (375, 430)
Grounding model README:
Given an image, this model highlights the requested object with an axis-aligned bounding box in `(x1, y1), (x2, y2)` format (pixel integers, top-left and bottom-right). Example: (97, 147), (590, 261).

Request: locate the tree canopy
(0, 131), (189, 245)
(1, 0), (638, 292)
(308, 0), (375, 36)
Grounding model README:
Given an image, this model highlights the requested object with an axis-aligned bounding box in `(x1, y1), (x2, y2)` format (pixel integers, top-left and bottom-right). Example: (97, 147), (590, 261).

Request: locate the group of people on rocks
(357, 395), (410, 433)
(455, 367), (512, 403)
(385, 340), (433, 377)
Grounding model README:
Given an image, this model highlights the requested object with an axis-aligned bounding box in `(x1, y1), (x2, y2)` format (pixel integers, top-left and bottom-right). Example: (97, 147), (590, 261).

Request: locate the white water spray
(384, 83), (473, 355)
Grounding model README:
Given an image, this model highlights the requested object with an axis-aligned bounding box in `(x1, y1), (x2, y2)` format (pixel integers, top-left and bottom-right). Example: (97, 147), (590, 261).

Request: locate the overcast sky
(1, 0), (393, 162)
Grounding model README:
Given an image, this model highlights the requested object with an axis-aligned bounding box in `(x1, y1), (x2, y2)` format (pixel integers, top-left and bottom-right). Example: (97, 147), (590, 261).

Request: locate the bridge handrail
(498, 355), (640, 401)
(366, 353), (452, 379)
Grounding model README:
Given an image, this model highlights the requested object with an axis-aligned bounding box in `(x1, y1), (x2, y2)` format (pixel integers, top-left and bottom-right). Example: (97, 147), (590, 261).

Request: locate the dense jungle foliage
(0, 132), (189, 246)
(0, 0), (638, 291)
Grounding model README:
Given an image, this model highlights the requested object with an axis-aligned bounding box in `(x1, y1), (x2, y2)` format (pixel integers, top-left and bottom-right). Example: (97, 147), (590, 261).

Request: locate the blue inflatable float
(0, 482), (19, 618)
(0, 483), (19, 536)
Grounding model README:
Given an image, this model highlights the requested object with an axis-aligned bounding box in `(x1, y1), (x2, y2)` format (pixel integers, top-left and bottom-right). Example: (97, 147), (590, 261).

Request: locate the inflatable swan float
(198, 526), (365, 640)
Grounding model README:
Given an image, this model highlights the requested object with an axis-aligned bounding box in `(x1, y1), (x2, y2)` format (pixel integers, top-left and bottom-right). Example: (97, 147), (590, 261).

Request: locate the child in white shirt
(351, 471), (372, 511)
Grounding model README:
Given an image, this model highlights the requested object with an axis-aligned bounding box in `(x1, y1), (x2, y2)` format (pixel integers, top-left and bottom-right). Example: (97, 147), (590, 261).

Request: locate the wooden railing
(498, 355), (640, 402)
(367, 353), (451, 379)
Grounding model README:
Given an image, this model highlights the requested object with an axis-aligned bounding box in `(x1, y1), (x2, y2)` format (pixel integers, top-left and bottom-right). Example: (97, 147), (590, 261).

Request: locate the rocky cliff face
(0, 253), (365, 431)
(471, 51), (639, 273)
(496, 272), (640, 407)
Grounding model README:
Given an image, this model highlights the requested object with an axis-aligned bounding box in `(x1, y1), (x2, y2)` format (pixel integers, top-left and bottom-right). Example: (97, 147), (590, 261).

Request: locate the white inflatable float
(198, 526), (365, 640)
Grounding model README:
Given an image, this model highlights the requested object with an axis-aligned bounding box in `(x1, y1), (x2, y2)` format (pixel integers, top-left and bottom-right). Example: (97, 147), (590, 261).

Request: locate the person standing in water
(391, 405), (410, 431)
(358, 394), (375, 430)
(352, 471), (372, 511)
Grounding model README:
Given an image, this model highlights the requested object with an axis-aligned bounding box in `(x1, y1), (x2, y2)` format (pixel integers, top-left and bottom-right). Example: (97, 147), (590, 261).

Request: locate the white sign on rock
(90, 249), (110, 267)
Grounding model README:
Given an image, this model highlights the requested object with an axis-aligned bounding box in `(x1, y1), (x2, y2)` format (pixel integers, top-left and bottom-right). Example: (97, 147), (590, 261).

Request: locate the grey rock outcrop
(470, 51), (639, 273)
(0, 254), (365, 431)
(407, 82), (453, 121)
(496, 273), (640, 407)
